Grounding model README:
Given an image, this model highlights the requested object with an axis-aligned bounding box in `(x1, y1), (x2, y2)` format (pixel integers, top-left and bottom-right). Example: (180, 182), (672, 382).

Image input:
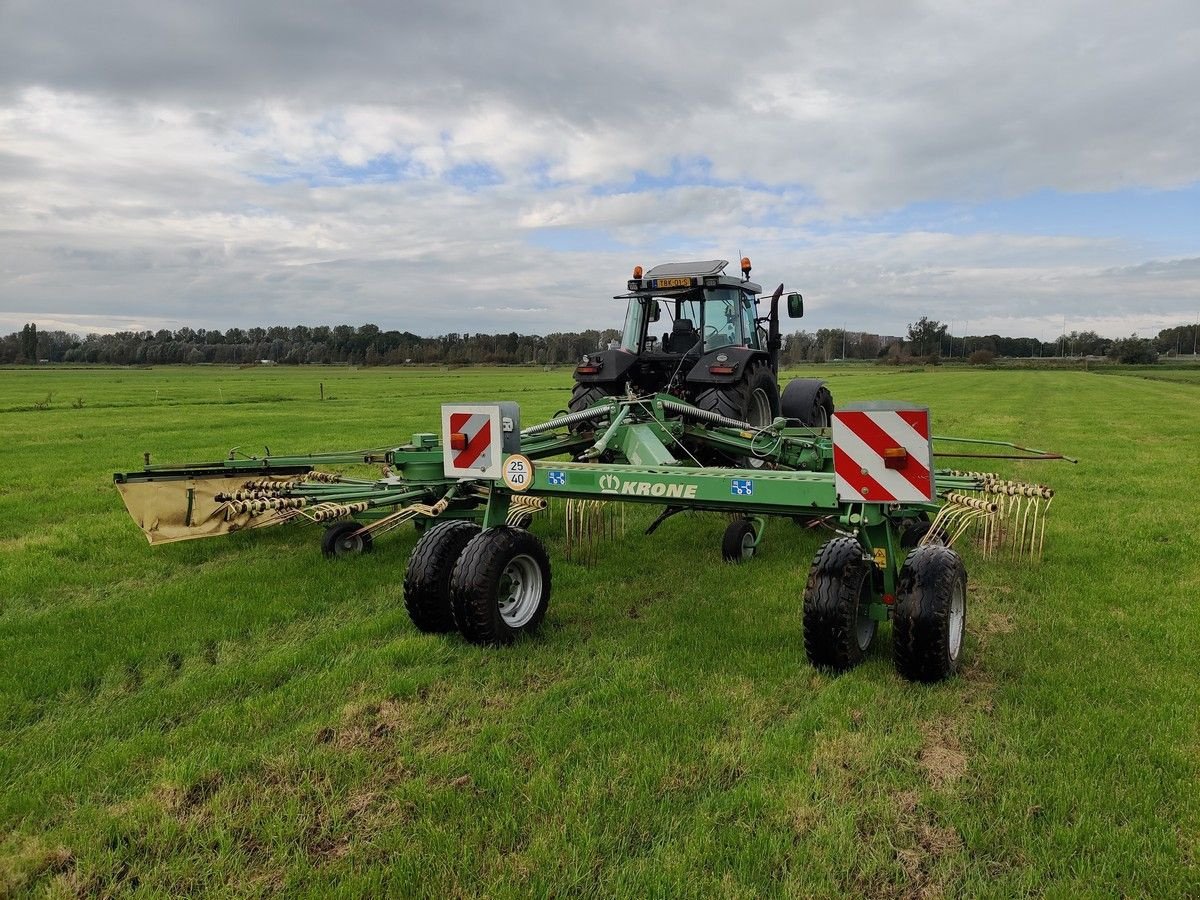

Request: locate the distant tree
(969, 349), (995, 365)
(1107, 334), (1158, 364)
(20, 323), (38, 362)
(906, 317), (947, 358)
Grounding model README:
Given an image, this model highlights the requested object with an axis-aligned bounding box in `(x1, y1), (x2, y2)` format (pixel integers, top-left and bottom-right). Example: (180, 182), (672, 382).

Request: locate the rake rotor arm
(932, 435), (1079, 464)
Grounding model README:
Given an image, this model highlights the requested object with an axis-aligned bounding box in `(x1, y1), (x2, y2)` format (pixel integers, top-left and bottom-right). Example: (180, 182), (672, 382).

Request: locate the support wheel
(450, 527), (551, 645)
(893, 545), (968, 683)
(900, 517), (948, 549)
(803, 537), (878, 672)
(721, 518), (757, 563)
(321, 521), (374, 558)
(403, 521), (480, 633)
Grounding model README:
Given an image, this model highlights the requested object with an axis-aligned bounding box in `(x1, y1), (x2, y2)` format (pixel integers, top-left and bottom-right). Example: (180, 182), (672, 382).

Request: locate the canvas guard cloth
(116, 474), (298, 544)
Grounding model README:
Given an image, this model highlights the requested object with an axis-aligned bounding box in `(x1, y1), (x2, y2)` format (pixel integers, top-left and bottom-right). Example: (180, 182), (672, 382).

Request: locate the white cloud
(1, 0), (1199, 339)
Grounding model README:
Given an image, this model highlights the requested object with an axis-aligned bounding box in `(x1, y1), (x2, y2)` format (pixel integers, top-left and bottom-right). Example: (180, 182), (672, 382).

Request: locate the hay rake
(115, 391), (1070, 682)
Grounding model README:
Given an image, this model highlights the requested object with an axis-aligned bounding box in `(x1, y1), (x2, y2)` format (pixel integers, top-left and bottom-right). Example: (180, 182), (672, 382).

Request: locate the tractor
(569, 258), (835, 434)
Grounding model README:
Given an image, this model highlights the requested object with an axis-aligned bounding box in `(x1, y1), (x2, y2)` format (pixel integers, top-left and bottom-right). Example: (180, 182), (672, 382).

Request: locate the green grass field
(1, 365), (1198, 897)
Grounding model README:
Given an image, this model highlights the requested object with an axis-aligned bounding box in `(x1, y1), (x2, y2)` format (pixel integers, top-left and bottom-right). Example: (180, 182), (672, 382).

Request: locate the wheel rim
(748, 387), (773, 427)
(740, 530), (755, 559)
(948, 578), (965, 660)
(855, 577), (876, 650)
(497, 553), (543, 627)
(336, 532), (363, 555)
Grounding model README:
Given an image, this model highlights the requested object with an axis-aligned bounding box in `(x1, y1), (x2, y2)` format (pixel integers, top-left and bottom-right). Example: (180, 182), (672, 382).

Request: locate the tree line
(3, 319), (1196, 366)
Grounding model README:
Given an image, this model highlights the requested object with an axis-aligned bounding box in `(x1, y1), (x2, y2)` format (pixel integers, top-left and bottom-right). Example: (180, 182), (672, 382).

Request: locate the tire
(450, 527), (551, 646)
(893, 545), (968, 683)
(403, 521), (481, 633)
(900, 518), (948, 549)
(693, 360), (780, 428)
(568, 383), (617, 431)
(803, 537), (878, 672)
(321, 521), (374, 558)
(780, 378), (834, 427)
(721, 518), (757, 563)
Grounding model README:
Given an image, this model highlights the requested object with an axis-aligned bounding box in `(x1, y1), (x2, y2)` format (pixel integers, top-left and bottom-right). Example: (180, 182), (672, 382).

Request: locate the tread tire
(403, 520), (480, 633)
(780, 378), (834, 427)
(803, 537), (877, 672)
(893, 545), (968, 683)
(450, 527), (551, 646)
(321, 521), (374, 558)
(568, 383), (617, 431)
(692, 360), (780, 427)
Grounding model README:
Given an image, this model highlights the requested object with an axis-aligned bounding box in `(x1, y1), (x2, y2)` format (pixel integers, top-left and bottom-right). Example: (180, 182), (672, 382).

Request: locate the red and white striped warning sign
(441, 405), (503, 479)
(832, 405), (935, 503)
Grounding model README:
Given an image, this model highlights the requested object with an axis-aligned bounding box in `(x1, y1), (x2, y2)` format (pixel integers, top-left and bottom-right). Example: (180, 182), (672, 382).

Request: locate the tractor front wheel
(321, 521), (374, 558)
(803, 537), (877, 672)
(450, 527), (551, 645)
(781, 378), (834, 427)
(893, 545), (968, 682)
(403, 520), (480, 633)
(721, 518), (757, 563)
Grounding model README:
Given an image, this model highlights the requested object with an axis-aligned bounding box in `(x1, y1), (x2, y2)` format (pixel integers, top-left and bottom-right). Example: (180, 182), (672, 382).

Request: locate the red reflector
(708, 365), (735, 375)
(577, 366), (600, 374)
(883, 447), (908, 469)
(882, 593), (895, 605)
(449, 432), (467, 451)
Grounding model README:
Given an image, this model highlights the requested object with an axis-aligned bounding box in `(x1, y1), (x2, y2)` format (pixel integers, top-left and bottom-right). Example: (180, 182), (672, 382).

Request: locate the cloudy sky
(2, 0), (1198, 340)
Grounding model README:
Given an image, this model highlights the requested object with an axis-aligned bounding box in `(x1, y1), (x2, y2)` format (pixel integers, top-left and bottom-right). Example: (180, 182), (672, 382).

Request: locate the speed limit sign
(502, 454), (534, 492)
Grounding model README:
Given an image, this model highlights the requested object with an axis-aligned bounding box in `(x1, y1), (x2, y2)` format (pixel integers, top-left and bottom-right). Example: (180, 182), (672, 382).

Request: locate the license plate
(654, 277), (692, 288)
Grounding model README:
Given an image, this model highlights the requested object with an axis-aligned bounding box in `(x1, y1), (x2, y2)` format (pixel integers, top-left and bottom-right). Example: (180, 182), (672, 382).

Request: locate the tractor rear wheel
(321, 521), (374, 558)
(693, 361), (779, 428)
(403, 520), (480, 633)
(803, 537), (877, 672)
(568, 383), (617, 430)
(893, 545), (968, 682)
(721, 518), (757, 563)
(450, 527), (551, 645)
(781, 378), (834, 427)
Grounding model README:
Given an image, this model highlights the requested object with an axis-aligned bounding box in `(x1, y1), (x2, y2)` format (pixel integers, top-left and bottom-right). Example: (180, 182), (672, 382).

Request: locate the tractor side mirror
(787, 293), (804, 318)
(647, 299), (661, 323)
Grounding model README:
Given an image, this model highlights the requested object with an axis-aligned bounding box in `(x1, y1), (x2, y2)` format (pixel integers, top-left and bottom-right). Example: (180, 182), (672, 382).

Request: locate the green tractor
(569, 258), (834, 433)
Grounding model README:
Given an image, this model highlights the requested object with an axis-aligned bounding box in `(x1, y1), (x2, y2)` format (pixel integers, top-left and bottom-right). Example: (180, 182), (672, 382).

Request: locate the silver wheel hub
(497, 553), (542, 628)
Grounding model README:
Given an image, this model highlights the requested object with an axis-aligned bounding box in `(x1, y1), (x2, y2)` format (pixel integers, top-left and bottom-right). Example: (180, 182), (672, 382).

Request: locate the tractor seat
(665, 319), (699, 354)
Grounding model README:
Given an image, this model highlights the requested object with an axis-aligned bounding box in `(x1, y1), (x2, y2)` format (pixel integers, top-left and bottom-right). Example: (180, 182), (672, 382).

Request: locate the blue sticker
(731, 478), (754, 496)
(548, 470), (567, 486)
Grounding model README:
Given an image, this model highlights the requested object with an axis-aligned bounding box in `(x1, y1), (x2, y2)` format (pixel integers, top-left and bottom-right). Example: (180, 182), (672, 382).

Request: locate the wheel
(803, 537), (878, 672)
(567, 383), (617, 431)
(693, 360), (780, 428)
(403, 520), (480, 633)
(893, 545), (968, 683)
(899, 517), (948, 549)
(780, 378), (834, 427)
(450, 527), (551, 645)
(721, 518), (757, 563)
(321, 521), (374, 558)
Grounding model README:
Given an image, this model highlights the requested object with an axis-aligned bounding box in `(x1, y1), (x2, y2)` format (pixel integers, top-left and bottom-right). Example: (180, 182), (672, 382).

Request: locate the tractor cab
(614, 259), (765, 358)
